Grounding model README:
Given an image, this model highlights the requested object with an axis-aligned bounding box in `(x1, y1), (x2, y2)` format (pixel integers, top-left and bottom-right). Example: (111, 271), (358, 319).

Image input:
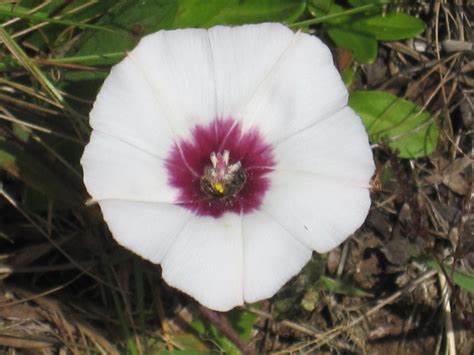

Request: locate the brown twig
(196, 304), (249, 354)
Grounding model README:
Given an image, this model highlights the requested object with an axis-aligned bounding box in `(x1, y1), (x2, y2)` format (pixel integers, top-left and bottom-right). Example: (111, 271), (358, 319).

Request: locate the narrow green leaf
(351, 12), (426, 41)
(292, 2), (383, 27)
(0, 140), (79, 206)
(0, 52), (126, 72)
(424, 259), (474, 294)
(162, 349), (208, 355)
(166, 334), (209, 352)
(317, 276), (372, 297)
(349, 90), (439, 158)
(104, 267), (139, 355)
(133, 260), (145, 345)
(189, 308), (256, 353)
(303, 2), (423, 64)
(0, 26), (63, 104)
(0, 5), (113, 32)
(349, 0), (390, 6)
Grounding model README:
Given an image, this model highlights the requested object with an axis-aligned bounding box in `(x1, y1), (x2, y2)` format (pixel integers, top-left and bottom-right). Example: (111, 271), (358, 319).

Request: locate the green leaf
(307, 0), (333, 16)
(328, 27), (377, 64)
(228, 309), (257, 342)
(317, 276), (372, 297)
(351, 12), (426, 41)
(349, 90), (439, 158)
(0, 1), (117, 54)
(305, 3), (423, 63)
(12, 123), (30, 142)
(293, 1), (380, 28)
(310, 3), (378, 64)
(162, 351), (207, 355)
(190, 317), (237, 354)
(348, 0), (389, 6)
(274, 254), (326, 318)
(166, 334), (209, 352)
(341, 68), (354, 86)
(0, 140), (80, 206)
(301, 288), (319, 311)
(0, 26), (63, 104)
(0, 4), (112, 31)
(189, 308), (256, 353)
(172, 0), (306, 28)
(73, 0), (305, 57)
(424, 259), (474, 294)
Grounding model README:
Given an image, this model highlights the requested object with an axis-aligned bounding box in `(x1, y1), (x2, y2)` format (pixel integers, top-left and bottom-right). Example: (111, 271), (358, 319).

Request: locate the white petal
(98, 200), (192, 263)
(162, 213), (243, 311)
(81, 131), (177, 203)
(83, 24), (374, 312)
(126, 28), (216, 139)
(243, 211), (312, 303)
(213, 25), (348, 142)
(89, 56), (175, 158)
(263, 171), (372, 253)
(274, 106), (375, 186)
(208, 23), (294, 120)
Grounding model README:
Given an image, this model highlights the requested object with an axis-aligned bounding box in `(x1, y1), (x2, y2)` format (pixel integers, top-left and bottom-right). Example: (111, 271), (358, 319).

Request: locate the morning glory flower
(81, 23), (374, 311)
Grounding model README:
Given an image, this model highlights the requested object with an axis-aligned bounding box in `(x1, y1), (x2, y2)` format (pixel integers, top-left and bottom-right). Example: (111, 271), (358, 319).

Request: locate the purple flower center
(165, 118), (275, 218)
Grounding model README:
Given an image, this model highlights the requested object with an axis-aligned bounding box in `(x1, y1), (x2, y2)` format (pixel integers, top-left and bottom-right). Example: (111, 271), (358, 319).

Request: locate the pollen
(200, 149), (247, 198)
(212, 182), (225, 194)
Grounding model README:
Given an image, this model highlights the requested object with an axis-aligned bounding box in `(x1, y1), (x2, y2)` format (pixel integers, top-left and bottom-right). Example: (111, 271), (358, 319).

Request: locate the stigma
(200, 150), (246, 197)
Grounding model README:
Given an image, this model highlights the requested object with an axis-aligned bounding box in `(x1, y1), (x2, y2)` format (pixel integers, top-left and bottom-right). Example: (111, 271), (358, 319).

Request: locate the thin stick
(196, 304), (249, 354)
(439, 272), (456, 355)
(248, 270), (437, 353)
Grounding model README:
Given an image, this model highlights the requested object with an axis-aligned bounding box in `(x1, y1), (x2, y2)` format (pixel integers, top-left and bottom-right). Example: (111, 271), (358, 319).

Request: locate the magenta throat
(165, 118), (275, 218)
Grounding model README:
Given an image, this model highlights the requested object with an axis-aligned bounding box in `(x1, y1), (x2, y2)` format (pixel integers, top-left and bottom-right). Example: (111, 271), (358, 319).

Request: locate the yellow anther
(212, 182), (225, 194)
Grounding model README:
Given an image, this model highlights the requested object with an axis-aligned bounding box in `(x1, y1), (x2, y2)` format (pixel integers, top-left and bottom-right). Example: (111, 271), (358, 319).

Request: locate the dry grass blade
(0, 77), (63, 108)
(0, 186), (120, 292)
(2, 0), (52, 28)
(0, 285), (119, 354)
(0, 25), (63, 105)
(0, 92), (60, 115)
(271, 270), (438, 353)
(0, 4), (113, 33)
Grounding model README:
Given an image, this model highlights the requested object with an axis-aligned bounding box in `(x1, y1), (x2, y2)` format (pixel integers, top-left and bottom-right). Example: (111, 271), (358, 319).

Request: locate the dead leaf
(425, 157), (471, 195)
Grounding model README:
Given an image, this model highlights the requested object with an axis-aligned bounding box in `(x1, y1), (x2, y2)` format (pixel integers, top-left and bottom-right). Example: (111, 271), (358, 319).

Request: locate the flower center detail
(165, 118), (275, 218)
(200, 150), (246, 197)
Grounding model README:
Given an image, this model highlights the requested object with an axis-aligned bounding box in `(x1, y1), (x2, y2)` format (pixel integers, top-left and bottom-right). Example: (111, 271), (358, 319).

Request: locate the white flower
(81, 23), (374, 312)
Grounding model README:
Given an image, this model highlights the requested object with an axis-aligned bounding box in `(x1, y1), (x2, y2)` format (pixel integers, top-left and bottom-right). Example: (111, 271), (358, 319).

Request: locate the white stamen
(210, 152), (218, 167)
(227, 161), (241, 174)
(223, 150), (230, 165)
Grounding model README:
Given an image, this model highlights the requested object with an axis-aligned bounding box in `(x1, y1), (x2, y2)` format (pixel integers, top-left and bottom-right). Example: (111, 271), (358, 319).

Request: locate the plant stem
(0, 8), (113, 32)
(290, 2), (390, 28)
(0, 52), (126, 71)
(197, 304), (249, 354)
